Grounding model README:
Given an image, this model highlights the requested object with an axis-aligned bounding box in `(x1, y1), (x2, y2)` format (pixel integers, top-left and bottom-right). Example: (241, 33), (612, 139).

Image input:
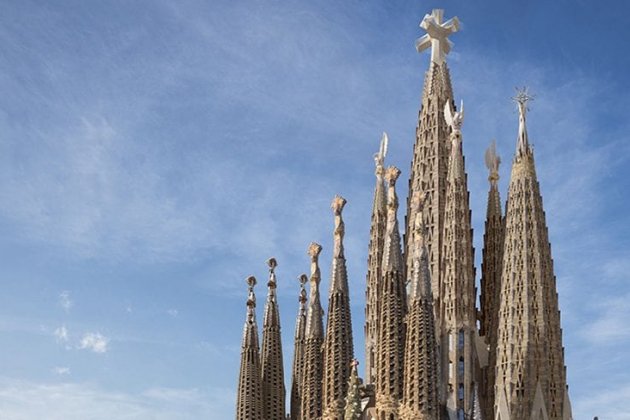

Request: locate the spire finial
(374, 132), (389, 176)
(485, 140), (501, 185)
(331, 195), (347, 258)
(307, 242), (323, 284)
(246, 275), (257, 321)
(267, 258), (278, 289)
(298, 274), (308, 304)
(444, 99), (464, 148)
(513, 87), (534, 157)
(416, 9), (460, 65)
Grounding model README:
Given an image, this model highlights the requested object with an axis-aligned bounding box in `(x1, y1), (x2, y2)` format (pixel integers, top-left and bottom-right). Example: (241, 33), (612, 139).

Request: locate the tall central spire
(323, 195), (355, 420)
(301, 242), (325, 420)
(405, 9), (460, 333)
(375, 166), (406, 420)
(365, 133), (388, 386)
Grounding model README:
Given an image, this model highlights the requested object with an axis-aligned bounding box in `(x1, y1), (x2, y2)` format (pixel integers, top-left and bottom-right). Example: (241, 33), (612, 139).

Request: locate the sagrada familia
(235, 9), (573, 420)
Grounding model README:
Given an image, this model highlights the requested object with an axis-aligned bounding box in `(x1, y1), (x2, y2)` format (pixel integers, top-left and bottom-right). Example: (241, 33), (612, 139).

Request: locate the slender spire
(260, 258), (286, 420)
(236, 276), (263, 420)
(494, 91), (570, 419)
(301, 242), (325, 420)
(400, 194), (440, 419)
(344, 360), (363, 420)
(441, 98), (477, 418)
(365, 133), (388, 386)
(479, 140), (504, 420)
(375, 166), (406, 420)
(405, 10), (460, 334)
(290, 274), (308, 420)
(323, 195), (355, 420)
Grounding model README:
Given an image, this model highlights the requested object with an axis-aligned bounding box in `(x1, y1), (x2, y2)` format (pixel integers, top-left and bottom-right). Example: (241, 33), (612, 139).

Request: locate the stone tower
(300, 242), (325, 420)
(404, 9), (459, 330)
(235, 276), (263, 420)
(494, 89), (570, 420)
(479, 140), (504, 420)
(323, 195), (355, 420)
(344, 360), (363, 420)
(290, 274), (308, 420)
(364, 133), (388, 386)
(440, 100), (478, 418)
(400, 194), (440, 420)
(260, 258), (286, 420)
(375, 166), (406, 420)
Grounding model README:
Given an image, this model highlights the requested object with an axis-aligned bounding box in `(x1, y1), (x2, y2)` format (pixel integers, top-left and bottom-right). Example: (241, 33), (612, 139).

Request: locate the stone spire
(260, 258), (286, 420)
(400, 194), (440, 420)
(440, 99), (477, 418)
(494, 90), (570, 419)
(290, 274), (308, 420)
(364, 132), (388, 386)
(323, 195), (355, 420)
(375, 166), (406, 420)
(236, 276), (263, 420)
(344, 360), (363, 420)
(479, 140), (504, 420)
(301, 242), (325, 420)
(405, 9), (460, 332)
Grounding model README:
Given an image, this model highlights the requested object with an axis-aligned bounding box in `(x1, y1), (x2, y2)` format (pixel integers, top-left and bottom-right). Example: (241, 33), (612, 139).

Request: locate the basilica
(235, 9), (572, 420)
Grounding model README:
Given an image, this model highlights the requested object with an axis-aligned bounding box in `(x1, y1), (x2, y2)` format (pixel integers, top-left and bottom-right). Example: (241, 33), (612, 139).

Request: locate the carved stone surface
(290, 275), (308, 420)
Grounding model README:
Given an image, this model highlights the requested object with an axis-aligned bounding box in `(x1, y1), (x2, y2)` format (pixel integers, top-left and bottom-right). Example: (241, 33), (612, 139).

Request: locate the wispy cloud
(167, 309), (178, 317)
(78, 333), (109, 354)
(52, 367), (70, 376)
(58, 291), (72, 312)
(53, 325), (68, 343)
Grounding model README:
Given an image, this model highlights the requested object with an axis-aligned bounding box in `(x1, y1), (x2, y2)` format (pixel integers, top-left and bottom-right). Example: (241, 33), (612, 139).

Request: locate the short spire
(513, 87), (534, 158)
(344, 360), (363, 420)
(290, 274), (309, 420)
(305, 242), (324, 338)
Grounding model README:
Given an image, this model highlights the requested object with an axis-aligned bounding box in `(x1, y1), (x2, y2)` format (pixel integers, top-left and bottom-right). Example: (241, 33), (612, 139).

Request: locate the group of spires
(236, 8), (572, 420)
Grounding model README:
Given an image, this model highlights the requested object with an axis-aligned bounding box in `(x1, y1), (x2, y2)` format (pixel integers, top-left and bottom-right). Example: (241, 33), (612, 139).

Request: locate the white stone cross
(415, 9), (460, 65)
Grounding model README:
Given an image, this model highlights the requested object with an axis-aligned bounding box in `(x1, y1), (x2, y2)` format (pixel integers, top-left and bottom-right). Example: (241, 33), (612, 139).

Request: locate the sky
(0, 0), (629, 418)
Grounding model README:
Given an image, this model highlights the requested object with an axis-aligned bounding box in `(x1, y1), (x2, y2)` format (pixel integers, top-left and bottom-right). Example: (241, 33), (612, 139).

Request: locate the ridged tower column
(323, 195), (355, 420)
(400, 194), (440, 420)
(344, 360), (362, 420)
(405, 9), (459, 331)
(235, 276), (263, 420)
(440, 100), (477, 419)
(375, 166), (406, 420)
(479, 141), (504, 420)
(290, 274), (308, 420)
(364, 133), (388, 386)
(494, 89), (570, 420)
(260, 258), (286, 420)
(301, 242), (325, 420)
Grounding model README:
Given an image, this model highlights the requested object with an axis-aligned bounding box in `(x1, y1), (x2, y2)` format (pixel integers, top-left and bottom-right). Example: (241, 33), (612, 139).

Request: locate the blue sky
(0, 0), (629, 418)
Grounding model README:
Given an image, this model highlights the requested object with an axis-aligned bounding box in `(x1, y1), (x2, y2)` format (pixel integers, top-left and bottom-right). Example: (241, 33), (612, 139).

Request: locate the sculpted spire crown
(246, 275), (257, 321)
(444, 99), (464, 147)
(485, 140), (501, 185)
(298, 274), (308, 305)
(374, 132), (389, 176)
(416, 9), (460, 65)
(308, 242), (323, 286)
(331, 195), (347, 258)
(266, 258), (278, 289)
(513, 87), (534, 158)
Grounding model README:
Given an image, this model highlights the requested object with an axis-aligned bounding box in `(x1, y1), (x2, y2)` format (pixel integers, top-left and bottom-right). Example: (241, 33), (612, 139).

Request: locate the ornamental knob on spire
(266, 257), (278, 288)
(374, 132), (389, 177)
(416, 9), (460, 64)
(298, 274), (308, 305)
(485, 140), (501, 185)
(246, 275), (257, 317)
(331, 195), (347, 259)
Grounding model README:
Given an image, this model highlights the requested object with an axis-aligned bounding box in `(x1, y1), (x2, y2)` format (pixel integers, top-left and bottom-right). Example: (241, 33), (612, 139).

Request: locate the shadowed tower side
(260, 258), (286, 420)
(301, 242), (325, 420)
(405, 9), (459, 330)
(375, 166), (407, 420)
(440, 100), (478, 418)
(236, 276), (263, 420)
(479, 140), (504, 420)
(290, 274), (308, 420)
(494, 89), (570, 420)
(400, 194), (440, 420)
(364, 133), (388, 386)
(323, 195), (355, 420)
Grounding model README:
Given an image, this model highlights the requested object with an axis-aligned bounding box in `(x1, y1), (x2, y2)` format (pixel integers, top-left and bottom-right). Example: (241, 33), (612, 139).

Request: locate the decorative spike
(513, 87), (534, 159)
(344, 360), (363, 420)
